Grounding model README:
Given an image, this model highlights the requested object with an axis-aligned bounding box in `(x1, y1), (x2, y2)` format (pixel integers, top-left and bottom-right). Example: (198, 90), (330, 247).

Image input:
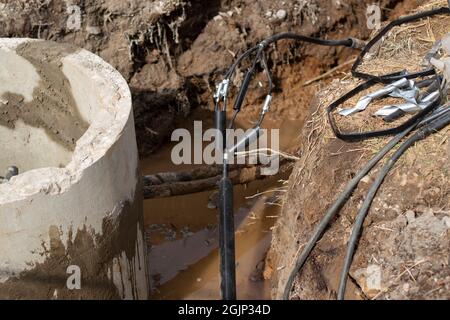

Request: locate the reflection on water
(141, 110), (301, 300)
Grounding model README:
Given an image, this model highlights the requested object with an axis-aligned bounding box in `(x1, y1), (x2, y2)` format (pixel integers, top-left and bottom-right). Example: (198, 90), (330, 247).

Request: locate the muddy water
(141, 108), (302, 300)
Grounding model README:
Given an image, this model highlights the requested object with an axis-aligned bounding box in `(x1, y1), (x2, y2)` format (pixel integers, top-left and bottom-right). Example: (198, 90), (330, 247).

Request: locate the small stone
(265, 10), (273, 18)
(405, 210), (416, 224)
(442, 216), (450, 229)
(366, 265), (382, 291)
(441, 33), (450, 55)
(402, 283), (410, 293)
(86, 26), (101, 35)
(400, 174), (408, 186)
(276, 9), (287, 20)
(5, 166), (18, 180)
(361, 175), (371, 184)
(353, 264), (383, 298)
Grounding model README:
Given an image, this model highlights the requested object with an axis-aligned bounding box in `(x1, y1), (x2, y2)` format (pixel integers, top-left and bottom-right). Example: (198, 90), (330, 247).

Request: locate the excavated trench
(136, 0), (420, 300)
(142, 109), (301, 299)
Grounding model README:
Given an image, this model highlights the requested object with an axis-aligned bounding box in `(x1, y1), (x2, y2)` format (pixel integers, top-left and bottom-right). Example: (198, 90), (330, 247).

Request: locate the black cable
(328, 3), (450, 141)
(282, 105), (449, 300)
(261, 50), (273, 94)
(254, 51), (273, 127)
(228, 109), (239, 129)
(215, 4), (450, 300)
(216, 31), (356, 301)
(222, 4), (450, 131)
(215, 46), (259, 113)
(281, 125), (413, 299)
(231, 48), (264, 113)
(223, 32), (357, 129)
(224, 32), (355, 84)
(337, 107), (450, 299)
(260, 32), (354, 49)
(327, 76), (443, 141)
(352, 6), (450, 83)
(224, 46), (259, 79)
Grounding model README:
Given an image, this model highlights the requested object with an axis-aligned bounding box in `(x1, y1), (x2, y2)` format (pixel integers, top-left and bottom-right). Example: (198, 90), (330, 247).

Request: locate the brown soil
(0, 0), (402, 156)
(269, 1), (450, 300)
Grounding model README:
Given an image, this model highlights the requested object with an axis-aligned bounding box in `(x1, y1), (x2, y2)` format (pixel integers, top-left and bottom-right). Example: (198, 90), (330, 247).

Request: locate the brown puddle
(141, 108), (302, 300)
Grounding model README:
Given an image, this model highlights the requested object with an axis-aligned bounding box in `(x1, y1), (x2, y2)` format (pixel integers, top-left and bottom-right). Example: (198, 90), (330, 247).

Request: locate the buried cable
(215, 109), (237, 300)
(337, 107), (450, 299)
(214, 5), (450, 299)
(282, 103), (449, 300)
(214, 32), (359, 300)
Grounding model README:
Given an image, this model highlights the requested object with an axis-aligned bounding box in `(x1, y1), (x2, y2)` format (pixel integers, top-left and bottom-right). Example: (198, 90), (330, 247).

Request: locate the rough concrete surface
(0, 38), (149, 299)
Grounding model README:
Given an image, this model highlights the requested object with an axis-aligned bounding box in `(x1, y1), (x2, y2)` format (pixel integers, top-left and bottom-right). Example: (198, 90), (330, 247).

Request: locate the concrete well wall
(0, 38), (149, 299)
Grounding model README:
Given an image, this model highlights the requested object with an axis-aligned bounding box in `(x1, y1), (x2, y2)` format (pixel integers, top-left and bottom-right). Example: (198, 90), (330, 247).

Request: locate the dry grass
(331, 0), (450, 136)
(358, 0), (450, 76)
(415, 0), (450, 12)
(293, 0), (450, 192)
(278, 0), (450, 301)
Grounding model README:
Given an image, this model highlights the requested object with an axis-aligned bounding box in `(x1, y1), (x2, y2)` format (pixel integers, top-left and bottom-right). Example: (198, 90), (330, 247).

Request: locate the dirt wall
(0, 0), (404, 156)
(268, 1), (450, 300)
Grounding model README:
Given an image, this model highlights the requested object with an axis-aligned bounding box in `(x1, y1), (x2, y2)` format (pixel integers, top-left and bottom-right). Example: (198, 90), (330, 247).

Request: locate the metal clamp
(261, 95), (272, 115)
(339, 78), (412, 116)
(348, 37), (367, 50)
(214, 79), (230, 103)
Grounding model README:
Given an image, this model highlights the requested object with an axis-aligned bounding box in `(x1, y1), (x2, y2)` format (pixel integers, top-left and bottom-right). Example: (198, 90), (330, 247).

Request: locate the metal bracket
(214, 79), (230, 103)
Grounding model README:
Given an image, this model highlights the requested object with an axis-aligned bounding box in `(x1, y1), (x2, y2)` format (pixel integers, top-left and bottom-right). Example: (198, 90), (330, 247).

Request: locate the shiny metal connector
(214, 79), (230, 103)
(349, 37), (367, 50)
(261, 95), (272, 115)
(226, 126), (261, 156)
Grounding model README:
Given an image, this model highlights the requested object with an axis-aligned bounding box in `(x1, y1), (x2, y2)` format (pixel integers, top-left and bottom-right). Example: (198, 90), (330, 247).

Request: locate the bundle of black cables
(214, 33), (366, 301)
(283, 104), (450, 300)
(214, 3), (450, 301)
